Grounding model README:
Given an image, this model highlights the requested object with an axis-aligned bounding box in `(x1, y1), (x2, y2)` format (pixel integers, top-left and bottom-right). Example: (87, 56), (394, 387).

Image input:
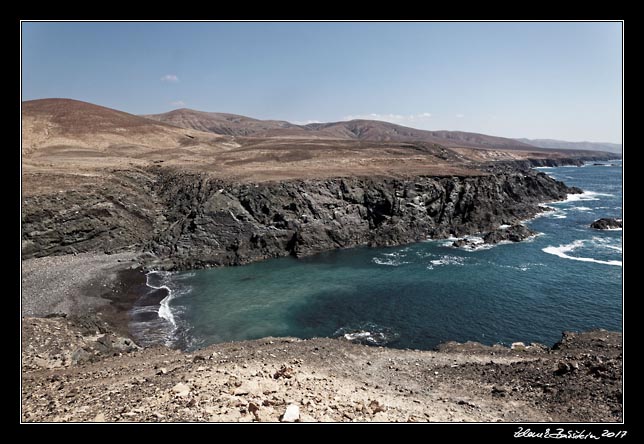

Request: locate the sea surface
(131, 161), (623, 351)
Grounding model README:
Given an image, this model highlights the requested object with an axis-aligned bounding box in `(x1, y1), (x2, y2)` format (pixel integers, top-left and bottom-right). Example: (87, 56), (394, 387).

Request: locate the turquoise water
(137, 161), (622, 351)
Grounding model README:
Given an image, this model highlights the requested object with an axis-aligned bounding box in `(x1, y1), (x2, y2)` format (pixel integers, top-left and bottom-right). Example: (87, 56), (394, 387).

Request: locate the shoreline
(20, 193), (623, 422)
(21, 251), (145, 338)
(22, 216), (620, 353)
(19, 164), (612, 350)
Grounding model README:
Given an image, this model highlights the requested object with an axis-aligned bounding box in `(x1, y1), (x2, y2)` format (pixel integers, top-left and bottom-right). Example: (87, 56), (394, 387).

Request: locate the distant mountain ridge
(515, 138), (622, 154)
(143, 108), (536, 151)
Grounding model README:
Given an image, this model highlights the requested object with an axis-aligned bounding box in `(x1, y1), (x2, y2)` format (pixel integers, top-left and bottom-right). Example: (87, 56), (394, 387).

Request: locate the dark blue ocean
(136, 161), (622, 351)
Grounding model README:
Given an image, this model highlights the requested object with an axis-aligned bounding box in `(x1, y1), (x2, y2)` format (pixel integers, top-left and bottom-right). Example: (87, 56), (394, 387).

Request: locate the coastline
(19, 167), (597, 349)
(21, 251), (145, 338)
(20, 161), (622, 422)
(21, 252), (624, 422)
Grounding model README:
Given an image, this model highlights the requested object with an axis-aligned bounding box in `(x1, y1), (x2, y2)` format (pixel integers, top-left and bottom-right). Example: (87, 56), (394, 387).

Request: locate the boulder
(483, 224), (536, 244)
(280, 404), (300, 422)
(452, 239), (475, 249)
(590, 218), (622, 230)
(172, 382), (190, 397)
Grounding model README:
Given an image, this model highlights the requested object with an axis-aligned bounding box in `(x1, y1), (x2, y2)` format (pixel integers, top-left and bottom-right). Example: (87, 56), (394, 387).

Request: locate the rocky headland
(23, 167), (581, 271)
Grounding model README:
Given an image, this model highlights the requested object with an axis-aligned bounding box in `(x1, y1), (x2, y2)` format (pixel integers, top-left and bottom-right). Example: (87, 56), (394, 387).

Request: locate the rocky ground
(21, 315), (622, 423)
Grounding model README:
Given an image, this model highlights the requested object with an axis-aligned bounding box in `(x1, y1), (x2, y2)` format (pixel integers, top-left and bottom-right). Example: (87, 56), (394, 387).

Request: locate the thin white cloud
(292, 119), (322, 125)
(161, 74), (179, 83)
(343, 112), (432, 125)
(170, 100), (186, 107)
(455, 113), (465, 118)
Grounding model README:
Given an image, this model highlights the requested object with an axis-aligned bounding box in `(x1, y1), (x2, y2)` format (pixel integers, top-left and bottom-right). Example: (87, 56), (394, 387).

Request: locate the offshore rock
(483, 224), (537, 244)
(590, 218), (622, 230)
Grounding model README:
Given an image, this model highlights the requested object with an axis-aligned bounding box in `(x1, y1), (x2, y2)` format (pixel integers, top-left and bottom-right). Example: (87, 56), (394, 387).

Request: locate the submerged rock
(483, 224), (537, 244)
(590, 218), (622, 230)
(452, 239), (474, 249)
(452, 224), (537, 249)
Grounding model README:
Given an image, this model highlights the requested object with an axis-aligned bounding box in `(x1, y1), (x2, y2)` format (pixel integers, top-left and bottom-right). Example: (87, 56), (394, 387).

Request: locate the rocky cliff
(22, 165), (580, 270)
(146, 169), (578, 269)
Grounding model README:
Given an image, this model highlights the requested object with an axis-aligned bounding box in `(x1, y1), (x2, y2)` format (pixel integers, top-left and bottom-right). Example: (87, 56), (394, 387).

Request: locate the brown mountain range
(22, 98), (224, 157)
(143, 108), (536, 150)
(22, 98), (610, 195)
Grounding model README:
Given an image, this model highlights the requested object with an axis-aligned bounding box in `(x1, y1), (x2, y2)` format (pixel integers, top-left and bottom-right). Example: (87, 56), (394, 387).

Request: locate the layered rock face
(22, 167), (580, 270)
(149, 171), (579, 269)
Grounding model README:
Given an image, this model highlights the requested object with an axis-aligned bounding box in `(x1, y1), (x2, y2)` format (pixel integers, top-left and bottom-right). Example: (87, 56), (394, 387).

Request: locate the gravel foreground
(21, 251), (139, 318)
(21, 253), (622, 423)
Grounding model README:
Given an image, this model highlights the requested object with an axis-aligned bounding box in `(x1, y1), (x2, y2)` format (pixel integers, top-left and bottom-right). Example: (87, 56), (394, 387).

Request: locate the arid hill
(22, 99), (610, 195)
(22, 99), (225, 159)
(516, 138), (622, 154)
(142, 108), (320, 139)
(145, 108), (537, 150)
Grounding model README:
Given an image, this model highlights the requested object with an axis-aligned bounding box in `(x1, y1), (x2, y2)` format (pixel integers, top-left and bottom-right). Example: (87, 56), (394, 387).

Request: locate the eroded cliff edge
(22, 315), (622, 422)
(22, 163), (580, 270)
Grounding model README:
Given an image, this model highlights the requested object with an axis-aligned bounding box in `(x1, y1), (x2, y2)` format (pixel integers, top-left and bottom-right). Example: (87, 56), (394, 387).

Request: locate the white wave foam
(542, 240), (622, 267)
(562, 193), (598, 203)
(465, 242), (498, 251)
(146, 271), (177, 327)
(591, 236), (622, 252)
(372, 257), (410, 267)
(559, 191), (614, 203)
(498, 263), (533, 272)
(427, 255), (466, 269)
(344, 331), (372, 341)
(571, 206), (593, 211)
(446, 236), (488, 250)
(334, 324), (399, 346)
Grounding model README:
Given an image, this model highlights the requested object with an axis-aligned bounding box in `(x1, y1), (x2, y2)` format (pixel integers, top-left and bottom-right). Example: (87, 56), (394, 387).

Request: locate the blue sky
(22, 22), (622, 143)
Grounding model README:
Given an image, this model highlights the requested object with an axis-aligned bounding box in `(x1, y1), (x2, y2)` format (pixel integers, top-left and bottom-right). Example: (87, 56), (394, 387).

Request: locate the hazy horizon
(22, 22), (622, 144)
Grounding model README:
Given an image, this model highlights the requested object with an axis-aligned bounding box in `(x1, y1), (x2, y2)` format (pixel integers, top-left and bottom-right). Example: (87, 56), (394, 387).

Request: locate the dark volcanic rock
(452, 224), (537, 249)
(481, 155), (614, 174)
(590, 218), (622, 230)
(483, 224), (537, 244)
(144, 169), (576, 269)
(452, 239), (474, 249)
(22, 167), (580, 270)
(21, 169), (163, 258)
